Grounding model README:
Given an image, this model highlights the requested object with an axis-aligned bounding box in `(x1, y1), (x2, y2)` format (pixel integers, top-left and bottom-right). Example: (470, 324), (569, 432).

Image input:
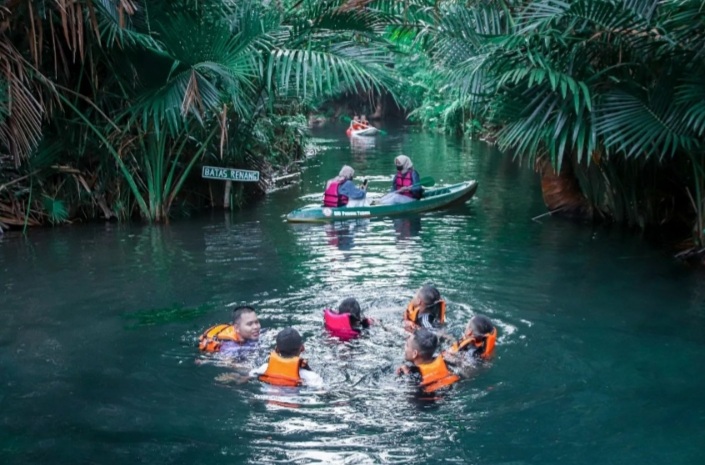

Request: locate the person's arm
(300, 370), (325, 389)
(338, 180), (366, 199)
(396, 364), (421, 382)
(248, 363), (268, 377)
(410, 170), (423, 198)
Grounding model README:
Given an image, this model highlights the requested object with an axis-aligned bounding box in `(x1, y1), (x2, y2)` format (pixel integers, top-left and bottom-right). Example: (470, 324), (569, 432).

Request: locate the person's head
(338, 165), (355, 180)
(405, 328), (438, 363)
(394, 155), (413, 173)
(361, 114), (367, 121)
(275, 327), (304, 357)
(353, 115), (360, 121)
(413, 284), (442, 316)
(338, 297), (362, 323)
(232, 306), (261, 341)
(465, 314), (494, 339)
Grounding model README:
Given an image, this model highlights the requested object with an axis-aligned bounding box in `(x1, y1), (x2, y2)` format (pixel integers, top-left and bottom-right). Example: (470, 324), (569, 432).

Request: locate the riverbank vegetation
(394, 0), (705, 256)
(2, 0), (705, 259)
(0, 0), (396, 226)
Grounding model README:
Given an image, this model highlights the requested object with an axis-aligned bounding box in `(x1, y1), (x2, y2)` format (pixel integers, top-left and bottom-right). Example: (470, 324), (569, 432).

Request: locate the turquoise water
(1, 126), (705, 464)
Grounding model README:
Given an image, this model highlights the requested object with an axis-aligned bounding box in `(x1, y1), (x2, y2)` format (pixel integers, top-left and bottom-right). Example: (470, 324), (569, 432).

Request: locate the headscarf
(326, 165), (355, 188)
(395, 155), (413, 174)
(339, 165), (355, 180)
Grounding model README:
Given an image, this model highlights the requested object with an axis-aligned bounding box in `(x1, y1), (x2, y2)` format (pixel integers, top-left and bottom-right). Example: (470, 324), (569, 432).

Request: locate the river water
(2, 126), (705, 464)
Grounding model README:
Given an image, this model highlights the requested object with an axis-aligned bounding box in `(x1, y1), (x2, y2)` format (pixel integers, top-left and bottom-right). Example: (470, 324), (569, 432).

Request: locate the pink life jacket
(323, 309), (360, 341)
(323, 181), (349, 207)
(394, 170), (416, 198)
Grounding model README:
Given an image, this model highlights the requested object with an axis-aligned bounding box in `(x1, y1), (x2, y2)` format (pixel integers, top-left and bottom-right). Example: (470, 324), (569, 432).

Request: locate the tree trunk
(370, 98), (383, 120)
(536, 157), (590, 218)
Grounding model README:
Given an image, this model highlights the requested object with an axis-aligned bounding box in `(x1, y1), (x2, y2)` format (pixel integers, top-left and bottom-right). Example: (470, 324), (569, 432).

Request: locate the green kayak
(286, 180), (478, 223)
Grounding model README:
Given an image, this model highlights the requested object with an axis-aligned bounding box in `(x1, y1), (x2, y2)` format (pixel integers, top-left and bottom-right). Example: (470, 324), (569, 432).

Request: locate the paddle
(341, 116), (388, 135)
(374, 176), (435, 204)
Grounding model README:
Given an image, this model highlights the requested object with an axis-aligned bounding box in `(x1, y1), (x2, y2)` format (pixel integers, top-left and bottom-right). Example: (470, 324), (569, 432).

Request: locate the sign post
(201, 166), (261, 210)
(201, 166), (260, 182)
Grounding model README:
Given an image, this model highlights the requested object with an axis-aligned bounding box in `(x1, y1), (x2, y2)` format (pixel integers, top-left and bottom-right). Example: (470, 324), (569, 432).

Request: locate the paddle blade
(418, 176), (435, 187)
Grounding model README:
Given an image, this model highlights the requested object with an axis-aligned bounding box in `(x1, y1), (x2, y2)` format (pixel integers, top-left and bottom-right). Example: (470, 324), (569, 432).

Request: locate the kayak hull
(286, 181), (478, 223)
(346, 127), (379, 137)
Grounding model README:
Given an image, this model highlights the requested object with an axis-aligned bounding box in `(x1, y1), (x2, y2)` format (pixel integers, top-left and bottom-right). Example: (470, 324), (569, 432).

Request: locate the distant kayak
(286, 181), (478, 223)
(346, 126), (379, 137)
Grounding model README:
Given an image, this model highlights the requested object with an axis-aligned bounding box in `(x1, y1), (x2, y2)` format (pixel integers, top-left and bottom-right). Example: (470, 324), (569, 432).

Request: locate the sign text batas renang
(201, 166), (260, 182)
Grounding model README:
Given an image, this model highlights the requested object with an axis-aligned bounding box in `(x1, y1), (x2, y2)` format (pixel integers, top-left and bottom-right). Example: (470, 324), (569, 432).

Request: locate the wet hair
(412, 328), (438, 360)
(470, 315), (494, 337)
(338, 297), (362, 322)
(276, 328), (303, 357)
(232, 306), (256, 325)
(418, 285), (442, 317)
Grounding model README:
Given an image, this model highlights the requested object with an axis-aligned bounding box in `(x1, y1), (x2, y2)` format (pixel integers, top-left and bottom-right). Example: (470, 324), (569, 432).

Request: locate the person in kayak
(322, 165), (368, 208)
(323, 297), (373, 340)
(403, 284), (446, 332)
(377, 155), (423, 205)
(359, 115), (370, 128)
(349, 115), (362, 130)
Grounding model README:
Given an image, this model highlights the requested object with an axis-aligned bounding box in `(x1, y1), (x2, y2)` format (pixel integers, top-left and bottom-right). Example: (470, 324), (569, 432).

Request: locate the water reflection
(349, 135), (376, 158)
(393, 217), (422, 242)
(323, 221), (368, 253)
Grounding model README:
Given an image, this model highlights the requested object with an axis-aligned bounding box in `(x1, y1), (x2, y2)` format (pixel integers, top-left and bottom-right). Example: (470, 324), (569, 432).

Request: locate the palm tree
(1, 0), (401, 223)
(421, 0), (705, 246)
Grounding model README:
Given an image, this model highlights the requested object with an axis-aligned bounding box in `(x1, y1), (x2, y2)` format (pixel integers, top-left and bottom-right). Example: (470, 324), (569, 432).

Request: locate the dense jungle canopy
(1, 0), (704, 255)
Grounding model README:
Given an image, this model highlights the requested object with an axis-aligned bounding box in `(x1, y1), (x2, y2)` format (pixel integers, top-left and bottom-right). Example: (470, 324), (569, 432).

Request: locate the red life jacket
(448, 328), (497, 359)
(258, 351), (308, 387)
(323, 309), (360, 341)
(417, 356), (460, 393)
(198, 324), (243, 352)
(323, 181), (349, 207)
(394, 170), (416, 198)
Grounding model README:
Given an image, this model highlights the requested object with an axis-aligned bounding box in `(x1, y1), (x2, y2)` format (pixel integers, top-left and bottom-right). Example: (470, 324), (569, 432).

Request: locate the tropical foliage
(0, 0), (397, 226)
(396, 0), (705, 248)
(2, 0), (705, 255)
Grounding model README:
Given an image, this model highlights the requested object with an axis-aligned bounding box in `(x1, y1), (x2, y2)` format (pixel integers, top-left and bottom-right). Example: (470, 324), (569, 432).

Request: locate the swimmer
(403, 284), (446, 332)
(396, 328), (460, 394)
(250, 328), (324, 388)
(445, 314), (496, 363)
(324, 297), (372, 340)
(199, 306), (262, 359)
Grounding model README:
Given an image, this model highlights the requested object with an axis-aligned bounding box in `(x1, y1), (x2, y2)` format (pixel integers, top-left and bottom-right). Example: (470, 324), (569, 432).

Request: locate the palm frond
(676, 77), (705, 136)
(0, 41), (44, 166)
(595, 88), (699, 159)
(93, 0), (164, 50)
(267, 44), (392, 98)
(42, 195), (69, 224)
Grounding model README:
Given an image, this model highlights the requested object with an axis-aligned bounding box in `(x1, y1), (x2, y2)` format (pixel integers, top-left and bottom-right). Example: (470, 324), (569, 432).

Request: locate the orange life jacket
(258, 351), (308, 387)
(448, 327), (497, 359)
(403, 300), (446, 328)
(417, 356), (460, 393)
(198, 324), (243, 352)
